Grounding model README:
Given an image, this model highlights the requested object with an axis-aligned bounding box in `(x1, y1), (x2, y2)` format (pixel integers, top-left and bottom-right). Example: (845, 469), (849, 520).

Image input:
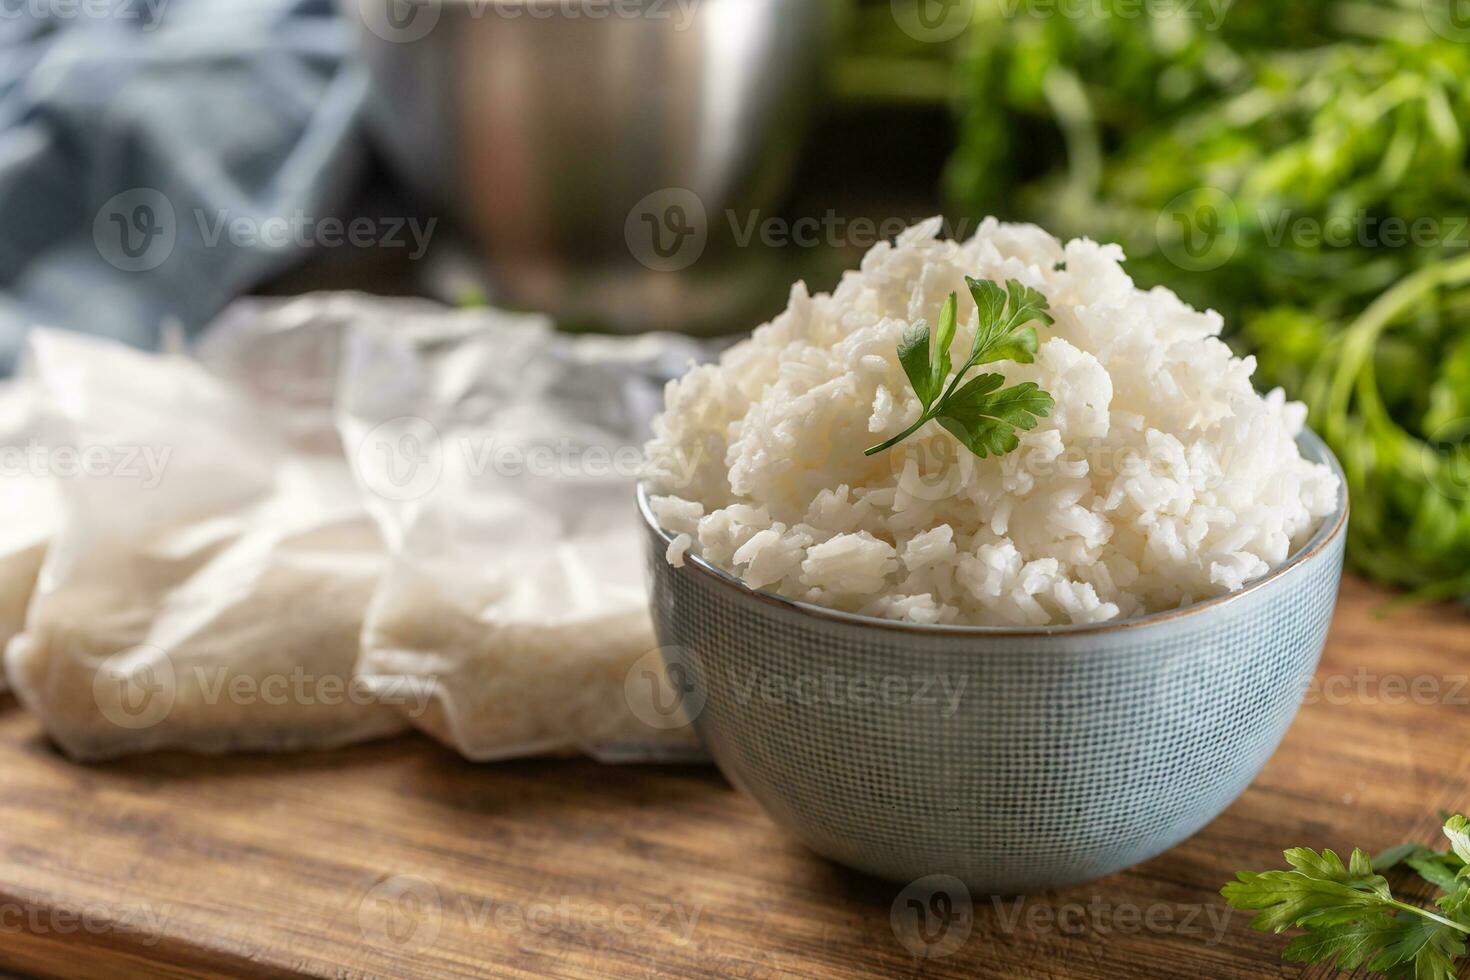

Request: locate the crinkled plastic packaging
(0, 380), (58, 694)
(4, 326), (406, 759)
(336, 301), (706, 762)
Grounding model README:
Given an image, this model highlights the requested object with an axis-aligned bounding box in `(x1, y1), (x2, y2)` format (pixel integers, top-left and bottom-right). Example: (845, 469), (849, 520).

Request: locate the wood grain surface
(0, 574), (1467, 980)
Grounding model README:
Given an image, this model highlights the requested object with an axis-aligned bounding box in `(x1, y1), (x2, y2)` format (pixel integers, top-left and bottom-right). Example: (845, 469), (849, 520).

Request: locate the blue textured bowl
(639, 431), (1348, 894)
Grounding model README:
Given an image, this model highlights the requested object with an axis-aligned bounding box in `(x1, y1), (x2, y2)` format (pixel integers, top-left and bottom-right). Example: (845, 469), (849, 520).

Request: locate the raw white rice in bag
(0, 380), (59, 694)
(5, 328), (406, 759)
(338, 303), (705, 762)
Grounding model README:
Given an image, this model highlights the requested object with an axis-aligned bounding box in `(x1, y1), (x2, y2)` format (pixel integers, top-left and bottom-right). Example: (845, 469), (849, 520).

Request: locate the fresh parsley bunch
(1223, 815), (1470, 978)
(865, 277), (1055, 460)
(844, 0), (1470, 605)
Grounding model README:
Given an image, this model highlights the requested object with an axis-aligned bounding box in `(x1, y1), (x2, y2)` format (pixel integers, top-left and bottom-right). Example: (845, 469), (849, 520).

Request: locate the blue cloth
(0, 0), (367, 374)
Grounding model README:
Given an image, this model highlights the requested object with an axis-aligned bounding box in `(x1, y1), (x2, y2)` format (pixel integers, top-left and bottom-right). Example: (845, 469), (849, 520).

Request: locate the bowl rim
(636, 427), (1350, 638)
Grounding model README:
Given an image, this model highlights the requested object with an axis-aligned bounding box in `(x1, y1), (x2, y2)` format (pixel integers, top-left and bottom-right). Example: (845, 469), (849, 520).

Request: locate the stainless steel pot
(346, 0), (842, 333)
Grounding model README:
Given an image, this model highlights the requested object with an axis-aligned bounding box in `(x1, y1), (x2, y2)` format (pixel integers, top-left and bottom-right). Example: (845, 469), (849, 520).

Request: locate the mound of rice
(642, 218), (1340, 626)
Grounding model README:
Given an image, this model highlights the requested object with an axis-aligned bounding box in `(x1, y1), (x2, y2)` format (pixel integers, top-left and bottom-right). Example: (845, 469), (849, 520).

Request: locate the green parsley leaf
(946, 371), (1004, 407)
(1280, 911), (1399, 970)
(931, 292), (958, 399)
(981, 326), (1041, 367)
(1224, 818), (1470, 980)
(1366, 916), (1464, 977)
(1443, 815), (1470, 869)
(897, 321), (936, 410)
(1376, 842), (1467, 894)
(938, 380), (1055, 459)
(1004, 279), (1054, 331)
(1412, 855), (1466, 894)
(1221, 857), (1388, 934)
(965, 277), (1007, 358)
(1375, 843), (1439, 870)
(1439, 885), (1470, 922)
(864, 278), (1055, 458)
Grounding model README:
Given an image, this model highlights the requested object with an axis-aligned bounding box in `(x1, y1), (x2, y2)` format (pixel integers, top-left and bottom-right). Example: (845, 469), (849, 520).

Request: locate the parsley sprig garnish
(864, 277), (1055, 459)
(1222, 815), (1470, 978)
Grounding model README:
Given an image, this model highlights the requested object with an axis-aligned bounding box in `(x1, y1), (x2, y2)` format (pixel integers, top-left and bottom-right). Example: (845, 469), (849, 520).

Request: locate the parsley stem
(867, 347), (985, 457)
(1384, 898), (1470, 935)
(863, 411), (934, 456)
(937, 359), (973, 405)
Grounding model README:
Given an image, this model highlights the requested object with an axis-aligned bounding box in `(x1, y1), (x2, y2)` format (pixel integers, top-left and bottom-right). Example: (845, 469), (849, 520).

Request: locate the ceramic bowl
(637, 430), (1348, 893)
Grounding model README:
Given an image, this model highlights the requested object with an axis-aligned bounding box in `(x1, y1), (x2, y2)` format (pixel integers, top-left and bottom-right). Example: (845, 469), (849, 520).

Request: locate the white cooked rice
(642, 218), (1340, 626)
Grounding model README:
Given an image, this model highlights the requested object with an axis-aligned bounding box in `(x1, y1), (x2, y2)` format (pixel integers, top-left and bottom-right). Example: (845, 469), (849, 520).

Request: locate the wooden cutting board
(1, 574), (1467, 980)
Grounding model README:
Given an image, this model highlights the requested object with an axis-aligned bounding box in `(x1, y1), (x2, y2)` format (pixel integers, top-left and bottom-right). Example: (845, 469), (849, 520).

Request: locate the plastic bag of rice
(0, 380), (59, 694)
(642, 217), (1340, 626)
(5, 328), (407, 759)
(337, 300), (706, 763)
